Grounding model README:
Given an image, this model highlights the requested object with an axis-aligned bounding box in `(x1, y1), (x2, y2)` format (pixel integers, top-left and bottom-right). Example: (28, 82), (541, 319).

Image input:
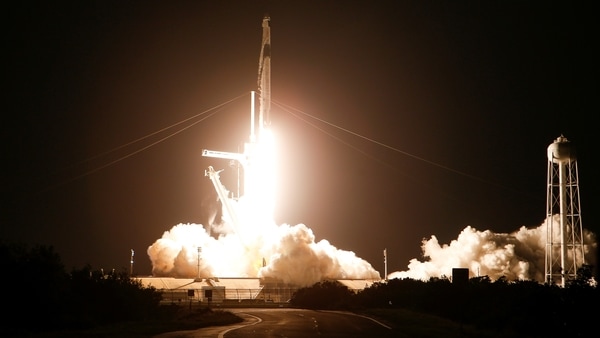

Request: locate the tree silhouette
(0, 241), (163, 335)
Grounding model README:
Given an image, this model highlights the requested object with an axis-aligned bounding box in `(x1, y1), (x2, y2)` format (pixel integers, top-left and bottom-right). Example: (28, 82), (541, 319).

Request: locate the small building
(452, 268), (469, 286)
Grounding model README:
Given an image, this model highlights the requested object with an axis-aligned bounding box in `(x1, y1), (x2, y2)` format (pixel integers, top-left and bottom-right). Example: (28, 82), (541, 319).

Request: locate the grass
(14, 306), (244, 338)
(359, 308), (524, 338)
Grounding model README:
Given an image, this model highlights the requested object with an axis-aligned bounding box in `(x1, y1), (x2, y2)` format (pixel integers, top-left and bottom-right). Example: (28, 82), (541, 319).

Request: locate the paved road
(154, 308), (396, 338)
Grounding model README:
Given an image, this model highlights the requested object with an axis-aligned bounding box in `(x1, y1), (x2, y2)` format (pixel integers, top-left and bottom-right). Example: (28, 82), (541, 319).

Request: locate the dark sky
(3, 1), (597, 276)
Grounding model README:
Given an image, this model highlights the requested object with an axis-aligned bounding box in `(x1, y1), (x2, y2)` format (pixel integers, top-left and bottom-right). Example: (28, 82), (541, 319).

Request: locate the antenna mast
(383, 248), (388, 281)
(130, 249), (134, 276)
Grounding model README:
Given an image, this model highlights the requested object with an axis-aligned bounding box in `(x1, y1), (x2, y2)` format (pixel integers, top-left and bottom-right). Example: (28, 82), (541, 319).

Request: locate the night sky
(4, 1), (597, 277)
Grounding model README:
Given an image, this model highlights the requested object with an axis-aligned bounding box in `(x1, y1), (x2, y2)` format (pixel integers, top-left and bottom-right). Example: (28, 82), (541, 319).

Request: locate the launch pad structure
(202, 15), (272, 230)
(135, 15), (381, 304)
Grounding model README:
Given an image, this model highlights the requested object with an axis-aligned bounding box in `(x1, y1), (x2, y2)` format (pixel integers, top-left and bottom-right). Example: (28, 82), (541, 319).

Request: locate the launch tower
(544, 135), (585, 287)
(201, 15), (272, 228)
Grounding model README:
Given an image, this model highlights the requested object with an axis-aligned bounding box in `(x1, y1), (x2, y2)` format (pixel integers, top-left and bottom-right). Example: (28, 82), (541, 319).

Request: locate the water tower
(544, 135), (585, 286)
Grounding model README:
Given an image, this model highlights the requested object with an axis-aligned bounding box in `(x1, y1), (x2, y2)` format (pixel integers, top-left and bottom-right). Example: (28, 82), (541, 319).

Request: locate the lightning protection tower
(544, 135), (585, 287)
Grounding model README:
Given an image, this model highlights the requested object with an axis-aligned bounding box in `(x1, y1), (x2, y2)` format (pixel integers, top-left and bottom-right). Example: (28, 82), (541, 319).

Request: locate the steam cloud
(147, 196), (380, 287)
(148, 193), (597, 286)
(389, 215), (597, 282)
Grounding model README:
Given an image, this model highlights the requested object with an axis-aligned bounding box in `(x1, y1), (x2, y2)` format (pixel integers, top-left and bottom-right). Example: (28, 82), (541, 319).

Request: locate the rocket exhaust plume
(148, 19), (596, 287)
(147, 196), (381, 287)
(149, 107), (381, 286)
(147, 18), (380, 287)
(148, 110), (381, 286)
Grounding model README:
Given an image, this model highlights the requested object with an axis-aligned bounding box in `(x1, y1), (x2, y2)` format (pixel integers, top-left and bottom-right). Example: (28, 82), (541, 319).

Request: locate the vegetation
(290, 280), (354, 309)
(1, 241), (596, 337)
(33, 307), (243, 338)
(0, 241), (241, 337)
(290, 270), (598, 337)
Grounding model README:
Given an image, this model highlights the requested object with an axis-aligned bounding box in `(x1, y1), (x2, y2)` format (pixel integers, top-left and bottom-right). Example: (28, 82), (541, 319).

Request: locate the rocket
(202, 15), (274, 224)
(257, 15), (271, 132)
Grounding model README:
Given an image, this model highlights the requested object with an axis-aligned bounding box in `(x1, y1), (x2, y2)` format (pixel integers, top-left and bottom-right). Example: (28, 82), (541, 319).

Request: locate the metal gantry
(202, 15), (272, 229)
(544, 135), (585, 287)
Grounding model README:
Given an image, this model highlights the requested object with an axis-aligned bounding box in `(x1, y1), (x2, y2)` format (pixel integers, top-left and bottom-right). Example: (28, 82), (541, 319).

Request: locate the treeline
(290, 269), (598, 337)
(0, 241), (163, 335)
(2, 241), (597, 337)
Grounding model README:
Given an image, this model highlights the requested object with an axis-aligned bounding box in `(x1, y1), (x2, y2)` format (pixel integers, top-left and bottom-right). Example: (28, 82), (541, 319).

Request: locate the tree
(0, 241), (163, 334)
(290, 280), (354, 309)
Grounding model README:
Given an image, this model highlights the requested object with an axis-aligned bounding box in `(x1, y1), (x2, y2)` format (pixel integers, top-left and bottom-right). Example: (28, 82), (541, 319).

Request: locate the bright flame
(245, 128), (277, 219)
(147, 126), (381, 287)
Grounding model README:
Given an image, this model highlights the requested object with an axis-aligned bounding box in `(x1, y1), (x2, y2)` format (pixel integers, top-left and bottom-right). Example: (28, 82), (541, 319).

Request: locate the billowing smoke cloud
(388, 215), (597, 282)
(147, 196), (380, 287)
(258, 223), (380, 285)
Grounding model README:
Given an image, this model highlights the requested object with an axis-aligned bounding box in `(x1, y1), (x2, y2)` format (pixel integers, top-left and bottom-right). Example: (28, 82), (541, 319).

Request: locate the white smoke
(148, 192), (597, 286)
(388, 215), (597, 282)
(258, 223), (380, 285)
(147, 128), (596, 286)
(147, 195), (381, 287)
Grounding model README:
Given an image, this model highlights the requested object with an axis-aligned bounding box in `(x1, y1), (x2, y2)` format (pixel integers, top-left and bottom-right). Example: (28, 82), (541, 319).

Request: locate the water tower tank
(544, 134), (586, 287)
(547, 135), (576, 164)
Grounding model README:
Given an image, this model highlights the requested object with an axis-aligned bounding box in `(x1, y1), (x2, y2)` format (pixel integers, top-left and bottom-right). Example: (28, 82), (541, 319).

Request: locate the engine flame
(147, 126), (381, 287)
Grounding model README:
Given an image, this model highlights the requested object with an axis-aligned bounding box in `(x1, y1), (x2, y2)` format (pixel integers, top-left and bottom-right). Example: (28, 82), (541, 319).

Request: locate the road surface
(154, 308), (396, 338)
